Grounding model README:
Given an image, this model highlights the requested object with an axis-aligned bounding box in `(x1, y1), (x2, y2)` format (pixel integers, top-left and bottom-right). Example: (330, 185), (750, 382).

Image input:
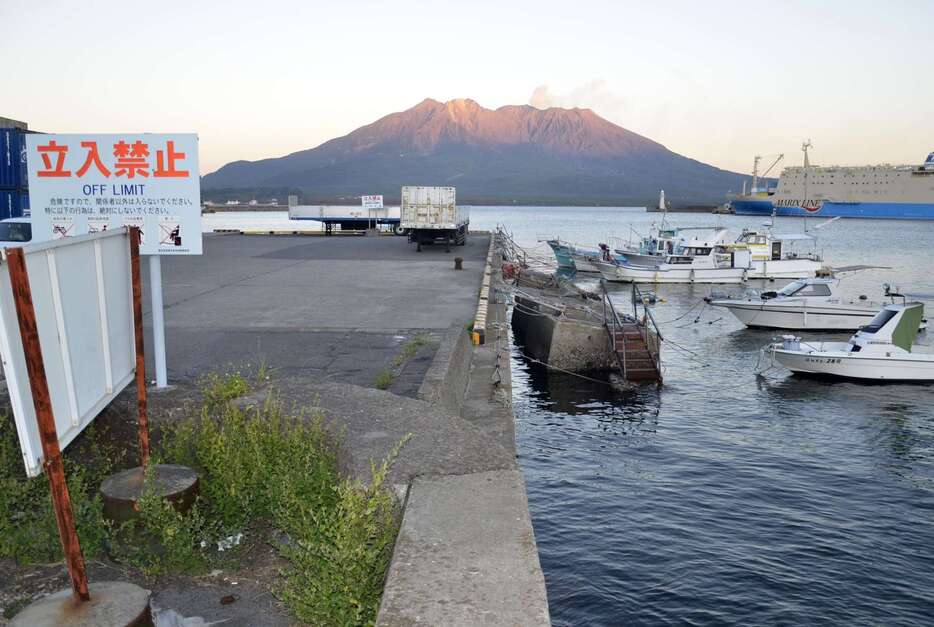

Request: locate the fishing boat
(710, 277), (899, 330)
(728, 229), (823, 279)
(545, 239), (611, 272)
(596, 230), (750, 284)
(765, 302), (934, 381)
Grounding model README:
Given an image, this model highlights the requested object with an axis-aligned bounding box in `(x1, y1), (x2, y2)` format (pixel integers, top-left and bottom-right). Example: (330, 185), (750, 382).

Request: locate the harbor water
(205, 208), (934, 625)
(470, 207), (934, 626)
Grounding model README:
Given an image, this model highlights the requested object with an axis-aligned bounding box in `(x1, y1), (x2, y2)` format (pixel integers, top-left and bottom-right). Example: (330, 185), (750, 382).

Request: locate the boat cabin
(851, 302), (925, 353)
(767, 277), (838, 299)
(733, 229), (819, 262)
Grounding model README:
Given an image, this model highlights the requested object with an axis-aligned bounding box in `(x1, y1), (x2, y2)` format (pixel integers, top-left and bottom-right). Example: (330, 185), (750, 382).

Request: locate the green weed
(278, 436), (408, 626)
(392, 333), (432, 367)
(374, 369), (394, 390)
(112, 468), (216, 575)
(2, 370), (405, 625)
(201, 370), (251, 409)
(0, 417), (110, 564)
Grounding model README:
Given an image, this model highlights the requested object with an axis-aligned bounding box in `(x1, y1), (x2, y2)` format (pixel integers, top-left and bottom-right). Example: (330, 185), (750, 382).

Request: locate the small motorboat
(710, 277), (910, 330)
(765, 302), (934, 381)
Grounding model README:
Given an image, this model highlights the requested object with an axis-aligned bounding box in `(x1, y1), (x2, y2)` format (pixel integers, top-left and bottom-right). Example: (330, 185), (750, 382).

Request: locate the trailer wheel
(394, 225), (406, 236)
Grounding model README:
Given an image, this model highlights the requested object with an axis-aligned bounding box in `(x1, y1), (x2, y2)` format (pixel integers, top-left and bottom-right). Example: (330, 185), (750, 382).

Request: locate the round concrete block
(10, 581), (152, 627)
(100, 464), (200, 524)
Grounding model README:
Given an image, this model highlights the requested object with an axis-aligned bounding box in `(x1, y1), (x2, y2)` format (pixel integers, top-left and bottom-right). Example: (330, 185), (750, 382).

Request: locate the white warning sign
(24, 133), (202, 256)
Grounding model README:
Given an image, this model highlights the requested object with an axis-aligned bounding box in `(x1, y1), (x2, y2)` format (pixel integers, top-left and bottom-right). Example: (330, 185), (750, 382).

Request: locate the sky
(3, 0), (932, 176)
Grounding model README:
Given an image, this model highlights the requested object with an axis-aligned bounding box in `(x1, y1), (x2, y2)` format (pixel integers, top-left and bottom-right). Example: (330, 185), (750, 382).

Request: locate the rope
(655, 299), (707, 324)
(517, 350), (617, 386)
(659, 337), (711, 367)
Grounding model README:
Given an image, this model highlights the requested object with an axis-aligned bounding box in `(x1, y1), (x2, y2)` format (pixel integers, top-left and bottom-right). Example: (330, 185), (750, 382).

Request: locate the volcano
(202, 98), (749, 205)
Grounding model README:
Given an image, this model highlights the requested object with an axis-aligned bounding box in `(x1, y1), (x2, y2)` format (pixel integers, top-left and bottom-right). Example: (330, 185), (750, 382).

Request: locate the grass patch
(155, 387), (405, 622)
(374, 369), (394, 390)
(375, 332), (433, 390)
(0, 418), (112, 564)
(1, 371), (405, 625)
(201, 369), (251, 409)
(391, 333), (431, 367)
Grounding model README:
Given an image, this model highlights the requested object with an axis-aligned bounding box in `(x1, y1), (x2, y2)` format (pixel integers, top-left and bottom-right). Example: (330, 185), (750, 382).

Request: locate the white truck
(400, 186), (469, 252)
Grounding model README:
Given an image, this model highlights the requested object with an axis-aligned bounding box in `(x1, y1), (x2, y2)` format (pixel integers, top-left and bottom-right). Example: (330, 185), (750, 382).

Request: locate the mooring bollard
(454, 257), (463, 270)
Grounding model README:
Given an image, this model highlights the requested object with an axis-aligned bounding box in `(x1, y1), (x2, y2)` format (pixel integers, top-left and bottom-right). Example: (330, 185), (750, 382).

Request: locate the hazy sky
(3, 0), (931, 175)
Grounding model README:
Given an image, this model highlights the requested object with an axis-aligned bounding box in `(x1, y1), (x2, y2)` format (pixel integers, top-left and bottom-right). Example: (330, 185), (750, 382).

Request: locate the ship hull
(733, 200), (934, 220)
(731, 199), (774, 215)
(714, 301), (878, 330)
(772, 345), (934, 381)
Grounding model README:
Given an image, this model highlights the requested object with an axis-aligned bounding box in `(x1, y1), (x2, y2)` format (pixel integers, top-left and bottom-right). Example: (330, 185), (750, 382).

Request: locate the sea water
(470, 207), (934, 626)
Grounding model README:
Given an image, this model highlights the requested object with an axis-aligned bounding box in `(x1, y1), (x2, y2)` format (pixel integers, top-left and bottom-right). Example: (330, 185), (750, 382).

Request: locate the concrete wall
(512, 295), (615, 372)
(549, 319), (616, 371)
(417, 322), (473, 416)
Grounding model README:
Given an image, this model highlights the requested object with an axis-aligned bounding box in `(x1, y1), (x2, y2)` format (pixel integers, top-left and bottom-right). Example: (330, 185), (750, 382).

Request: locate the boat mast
(802, 139), (812, 229)
(658, 189), (668, 229)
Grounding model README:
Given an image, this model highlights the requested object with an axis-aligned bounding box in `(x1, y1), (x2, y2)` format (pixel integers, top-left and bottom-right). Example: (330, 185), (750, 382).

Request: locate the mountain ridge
(202, 98), (751, 204)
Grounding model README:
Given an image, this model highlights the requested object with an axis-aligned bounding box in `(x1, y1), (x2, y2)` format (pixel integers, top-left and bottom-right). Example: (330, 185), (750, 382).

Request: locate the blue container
(0, 128), (29, 189)
(0, 189), (29, 220)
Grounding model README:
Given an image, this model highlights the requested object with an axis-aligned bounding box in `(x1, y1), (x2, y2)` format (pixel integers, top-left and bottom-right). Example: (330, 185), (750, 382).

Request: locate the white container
(400, 186), (467, 230)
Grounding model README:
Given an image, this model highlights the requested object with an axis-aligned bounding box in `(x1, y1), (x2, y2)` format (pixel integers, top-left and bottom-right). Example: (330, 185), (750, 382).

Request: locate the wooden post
(6, 248), (90, 603)
(129, 227), (150, 468)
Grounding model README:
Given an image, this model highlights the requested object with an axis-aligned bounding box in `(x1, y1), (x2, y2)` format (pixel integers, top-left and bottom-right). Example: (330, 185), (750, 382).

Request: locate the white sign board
(362, 194), (383, 210)
(0, 229), (136, 476)
(25, 134), (201, 255)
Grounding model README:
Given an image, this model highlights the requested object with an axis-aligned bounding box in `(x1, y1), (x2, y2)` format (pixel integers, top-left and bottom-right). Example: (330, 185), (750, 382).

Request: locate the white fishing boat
(728, 229), (824, 279)
(596, 230), (751, 284)
(710, 277), (902, 330)
(765, 302), (934, 381)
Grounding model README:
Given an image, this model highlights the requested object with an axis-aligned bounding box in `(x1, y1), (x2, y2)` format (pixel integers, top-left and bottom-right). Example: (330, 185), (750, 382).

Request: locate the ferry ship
(731, 142), (934, 220)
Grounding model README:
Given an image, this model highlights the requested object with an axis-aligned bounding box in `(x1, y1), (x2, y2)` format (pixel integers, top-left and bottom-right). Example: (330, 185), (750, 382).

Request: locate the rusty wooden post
(6, 248), (90, 603)
(129, 227), (150, 468)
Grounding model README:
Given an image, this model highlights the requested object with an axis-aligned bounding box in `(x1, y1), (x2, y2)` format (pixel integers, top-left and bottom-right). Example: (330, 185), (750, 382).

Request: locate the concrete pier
(139, 233), (550, 625)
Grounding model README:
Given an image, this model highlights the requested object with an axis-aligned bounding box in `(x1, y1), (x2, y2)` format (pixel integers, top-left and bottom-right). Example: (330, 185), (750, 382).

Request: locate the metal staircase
(601, 281), (663, 384)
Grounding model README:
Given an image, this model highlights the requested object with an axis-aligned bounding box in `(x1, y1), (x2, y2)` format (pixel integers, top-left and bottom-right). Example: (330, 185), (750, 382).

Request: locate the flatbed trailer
(289, 205), (404, 234)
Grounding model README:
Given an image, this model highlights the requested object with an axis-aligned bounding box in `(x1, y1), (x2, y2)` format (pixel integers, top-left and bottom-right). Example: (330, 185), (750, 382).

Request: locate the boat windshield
(777, 281), (806, 296)
(0, 222), (31, 243)
(859, 308), (898, 333)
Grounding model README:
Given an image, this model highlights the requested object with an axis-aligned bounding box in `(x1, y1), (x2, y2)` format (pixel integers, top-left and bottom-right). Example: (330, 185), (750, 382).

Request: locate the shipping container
(400, 186), (468, 251)
(0, 189), (29, 220)
(0, 128), (28, 190)
(400, 186), (466, 230)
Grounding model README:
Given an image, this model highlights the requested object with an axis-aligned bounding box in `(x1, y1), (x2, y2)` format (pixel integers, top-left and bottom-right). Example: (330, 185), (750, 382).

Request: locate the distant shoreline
(203, 204), (723, 213)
